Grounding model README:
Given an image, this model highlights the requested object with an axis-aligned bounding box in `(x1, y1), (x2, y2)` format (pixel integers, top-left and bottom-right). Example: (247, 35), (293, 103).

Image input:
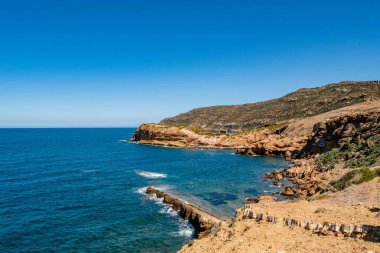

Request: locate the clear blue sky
(1, 0), (379, 127)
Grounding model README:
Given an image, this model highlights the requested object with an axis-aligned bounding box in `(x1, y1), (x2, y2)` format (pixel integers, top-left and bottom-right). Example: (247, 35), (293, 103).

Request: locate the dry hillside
(161, 81), (380, 132)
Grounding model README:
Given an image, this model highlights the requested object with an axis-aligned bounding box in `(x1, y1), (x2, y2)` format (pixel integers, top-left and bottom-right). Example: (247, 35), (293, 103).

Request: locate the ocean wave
(136, 170), (167, 179)
(171, 221), (194, 238)
(135, 186), (194, 238)
(159, 203), (194, 238)
(136, 186), (149, 195)
(159, 205), (178, 217)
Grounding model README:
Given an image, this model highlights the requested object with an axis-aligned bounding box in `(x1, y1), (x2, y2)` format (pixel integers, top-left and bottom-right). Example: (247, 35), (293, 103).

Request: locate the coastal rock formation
(131, 101), (380, 158)
(129, 81), (380, 253)
(145, 187), (224, 238)
(241, 208), (379, 239)
(245, 195), (277, 204)
(130, 123), (241, 148)
(131, 101), (380, 198)
(179, 179), (380, 253)
(298, 111), (380, 158)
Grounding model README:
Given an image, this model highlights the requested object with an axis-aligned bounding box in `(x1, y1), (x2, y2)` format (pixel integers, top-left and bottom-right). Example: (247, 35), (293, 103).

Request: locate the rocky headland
(131, 81), (380, 252)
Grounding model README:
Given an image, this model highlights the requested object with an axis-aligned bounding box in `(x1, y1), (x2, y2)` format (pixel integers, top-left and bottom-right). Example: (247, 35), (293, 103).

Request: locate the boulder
(247, 195), (277, 203)
(275, 173), (283, 181)
(281, 186), (295, 196)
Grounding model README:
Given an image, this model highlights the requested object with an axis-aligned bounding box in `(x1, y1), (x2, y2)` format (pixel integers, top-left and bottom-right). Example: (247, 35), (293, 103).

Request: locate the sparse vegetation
(161, 81), (380, 132)
(315, 135), (380, 171)
(188, 127), (224, 136)
(346, 135), (380, 168)
(331, 167), (380, 190)
(315, 148), (342, 170)
(237, 121), (291, 135)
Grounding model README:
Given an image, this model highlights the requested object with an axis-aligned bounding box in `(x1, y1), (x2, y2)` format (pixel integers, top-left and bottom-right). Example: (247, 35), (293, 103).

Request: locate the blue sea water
(0, 128), (289, 252)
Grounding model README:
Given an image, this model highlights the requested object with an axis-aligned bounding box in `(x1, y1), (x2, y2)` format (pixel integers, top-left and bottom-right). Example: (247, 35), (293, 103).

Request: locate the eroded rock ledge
(145, 187), (225, 238)
(241, 207), (380, 240)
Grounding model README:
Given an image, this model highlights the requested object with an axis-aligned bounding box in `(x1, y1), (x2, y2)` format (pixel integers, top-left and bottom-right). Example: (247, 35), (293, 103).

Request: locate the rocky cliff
(261, 106), (380, 197)
(298, 111), (380, 158)
(131, 101), (379, 158)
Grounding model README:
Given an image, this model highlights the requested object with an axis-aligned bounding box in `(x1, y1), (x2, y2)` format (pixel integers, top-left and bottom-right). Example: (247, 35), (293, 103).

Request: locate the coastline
(130, 100), (380, 252)
(144, 187), (227, 238)
(130, 101), (380, 198)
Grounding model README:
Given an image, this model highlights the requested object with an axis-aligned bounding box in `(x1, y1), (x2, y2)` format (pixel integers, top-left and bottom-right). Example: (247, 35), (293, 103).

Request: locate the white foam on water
(135, 185), (195, 238)
(171, 220), (194, 238)
(136, 186), (148, 195)
(81, 169), (98, 174)
(159, 205), (178, 217)
(136, 170), (167, 179)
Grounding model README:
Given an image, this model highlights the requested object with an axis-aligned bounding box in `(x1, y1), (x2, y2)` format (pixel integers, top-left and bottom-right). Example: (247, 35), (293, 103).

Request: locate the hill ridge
(160, 81), (380, 132)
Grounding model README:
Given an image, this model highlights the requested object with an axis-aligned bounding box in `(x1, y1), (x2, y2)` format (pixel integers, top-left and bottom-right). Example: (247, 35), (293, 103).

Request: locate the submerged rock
(203, 192), (238, 205)
(243, 188), (259, 195)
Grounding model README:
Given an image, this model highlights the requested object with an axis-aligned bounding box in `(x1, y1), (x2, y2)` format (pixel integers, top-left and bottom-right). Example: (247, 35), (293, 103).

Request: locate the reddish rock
(281, 186), (295, 196)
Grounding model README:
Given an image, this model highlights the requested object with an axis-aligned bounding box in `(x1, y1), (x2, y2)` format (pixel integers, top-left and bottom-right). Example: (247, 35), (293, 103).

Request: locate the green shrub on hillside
(346, 135), (380, 168)
(315, 148), (342, 170)
(315, 135), (380, 170)
(331, 167), (380, 190)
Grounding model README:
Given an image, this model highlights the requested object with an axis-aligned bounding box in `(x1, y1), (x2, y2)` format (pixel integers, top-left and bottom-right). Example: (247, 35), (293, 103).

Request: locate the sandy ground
(179, 178), (380, 253)
(248, 178), (380, 227)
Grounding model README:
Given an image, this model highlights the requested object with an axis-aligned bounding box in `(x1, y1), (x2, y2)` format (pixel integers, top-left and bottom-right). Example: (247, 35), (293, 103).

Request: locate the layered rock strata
(241, 207), (380, 239)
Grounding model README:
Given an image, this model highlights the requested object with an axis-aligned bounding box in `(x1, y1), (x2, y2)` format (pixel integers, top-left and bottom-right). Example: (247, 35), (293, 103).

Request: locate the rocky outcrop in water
(145, 187), (225, 238)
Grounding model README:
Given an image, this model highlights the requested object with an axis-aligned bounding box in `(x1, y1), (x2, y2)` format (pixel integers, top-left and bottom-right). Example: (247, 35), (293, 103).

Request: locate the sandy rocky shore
(132, 101), (380, 252)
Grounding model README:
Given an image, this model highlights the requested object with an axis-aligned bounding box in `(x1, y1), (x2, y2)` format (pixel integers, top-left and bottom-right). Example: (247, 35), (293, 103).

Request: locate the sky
(0, 0), (379, 127)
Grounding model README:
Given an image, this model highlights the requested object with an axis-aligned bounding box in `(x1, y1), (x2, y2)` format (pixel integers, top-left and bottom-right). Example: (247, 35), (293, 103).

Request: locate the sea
(0, 128), (290, 252)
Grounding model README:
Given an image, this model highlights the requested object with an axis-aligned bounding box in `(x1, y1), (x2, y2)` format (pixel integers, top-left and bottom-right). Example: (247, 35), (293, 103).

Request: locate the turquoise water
(0, 128), (289, 252)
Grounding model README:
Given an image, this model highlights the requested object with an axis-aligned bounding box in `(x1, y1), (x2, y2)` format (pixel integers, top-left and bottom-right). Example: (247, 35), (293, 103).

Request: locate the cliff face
(161, 81), (380, 132)
(131, 101), (380, 159)
(298, 111), (380, 158)
(130, 123), (307, 158)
